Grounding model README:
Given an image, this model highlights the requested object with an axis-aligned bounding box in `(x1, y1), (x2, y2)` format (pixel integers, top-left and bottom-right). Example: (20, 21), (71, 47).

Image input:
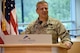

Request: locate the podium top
(0, 43), (67, 49)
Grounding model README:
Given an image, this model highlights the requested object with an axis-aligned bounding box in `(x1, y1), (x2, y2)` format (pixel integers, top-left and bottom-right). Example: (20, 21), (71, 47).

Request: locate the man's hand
(63, 41), (73, 50)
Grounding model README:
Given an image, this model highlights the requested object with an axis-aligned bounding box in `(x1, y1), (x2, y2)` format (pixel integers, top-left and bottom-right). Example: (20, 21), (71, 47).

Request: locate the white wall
(0, 1), (3, 53)
(75, 0), (80, 35)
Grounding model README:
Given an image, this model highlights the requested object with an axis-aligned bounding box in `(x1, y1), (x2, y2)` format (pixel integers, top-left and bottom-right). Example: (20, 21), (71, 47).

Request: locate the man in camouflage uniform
(22, 1), (73, 49)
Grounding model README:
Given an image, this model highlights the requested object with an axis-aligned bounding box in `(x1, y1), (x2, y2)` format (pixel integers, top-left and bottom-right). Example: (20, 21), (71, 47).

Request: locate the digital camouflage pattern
(23, 17), (71, 43)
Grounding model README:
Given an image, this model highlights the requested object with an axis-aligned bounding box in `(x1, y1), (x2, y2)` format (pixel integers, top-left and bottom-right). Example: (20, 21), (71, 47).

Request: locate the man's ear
(36, 8), (38, 14)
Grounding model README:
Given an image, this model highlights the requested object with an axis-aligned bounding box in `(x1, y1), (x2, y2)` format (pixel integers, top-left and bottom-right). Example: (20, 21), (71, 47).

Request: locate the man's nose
(43, 8), (46, 11)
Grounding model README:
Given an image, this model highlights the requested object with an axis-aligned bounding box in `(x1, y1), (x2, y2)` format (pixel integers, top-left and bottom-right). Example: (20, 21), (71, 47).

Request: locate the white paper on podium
(3, 34), (52, 44)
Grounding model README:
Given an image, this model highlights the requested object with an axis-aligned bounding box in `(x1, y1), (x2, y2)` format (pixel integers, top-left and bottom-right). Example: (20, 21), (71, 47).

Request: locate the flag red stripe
(0, 37), (4, 44)
(10, 12), (18, 34)
(3, 31), (9, 35)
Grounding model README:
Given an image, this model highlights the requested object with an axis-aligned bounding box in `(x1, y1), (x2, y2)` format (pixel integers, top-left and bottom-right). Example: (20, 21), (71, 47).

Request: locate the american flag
(1, 0), (19, 35)
(0, 0), (19, 44)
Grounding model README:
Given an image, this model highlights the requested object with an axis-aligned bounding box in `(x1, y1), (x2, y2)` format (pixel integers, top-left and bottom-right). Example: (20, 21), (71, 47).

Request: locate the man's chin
(43, 15), (48, 17)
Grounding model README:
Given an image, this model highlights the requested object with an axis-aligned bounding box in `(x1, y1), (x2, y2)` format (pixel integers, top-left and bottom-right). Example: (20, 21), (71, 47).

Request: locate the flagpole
(2, 0), (6, 16)
(2, 0), (6, 31)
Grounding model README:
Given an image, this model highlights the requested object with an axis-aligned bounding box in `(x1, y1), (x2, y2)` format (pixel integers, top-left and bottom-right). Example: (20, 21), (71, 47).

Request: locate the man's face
(36, 3), (48, 18)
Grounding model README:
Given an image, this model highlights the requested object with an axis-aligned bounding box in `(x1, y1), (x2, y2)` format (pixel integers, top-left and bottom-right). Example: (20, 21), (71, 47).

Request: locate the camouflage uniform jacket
(24, 17), (72, 43)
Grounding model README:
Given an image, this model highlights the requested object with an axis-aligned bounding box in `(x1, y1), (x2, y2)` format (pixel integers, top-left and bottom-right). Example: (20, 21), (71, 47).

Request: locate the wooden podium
(0, 43), (67, 53)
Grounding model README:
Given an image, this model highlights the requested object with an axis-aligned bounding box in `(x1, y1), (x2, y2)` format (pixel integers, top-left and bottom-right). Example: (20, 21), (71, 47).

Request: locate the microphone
(38, 21), (42, 25)
(23, 36), (28, 39)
